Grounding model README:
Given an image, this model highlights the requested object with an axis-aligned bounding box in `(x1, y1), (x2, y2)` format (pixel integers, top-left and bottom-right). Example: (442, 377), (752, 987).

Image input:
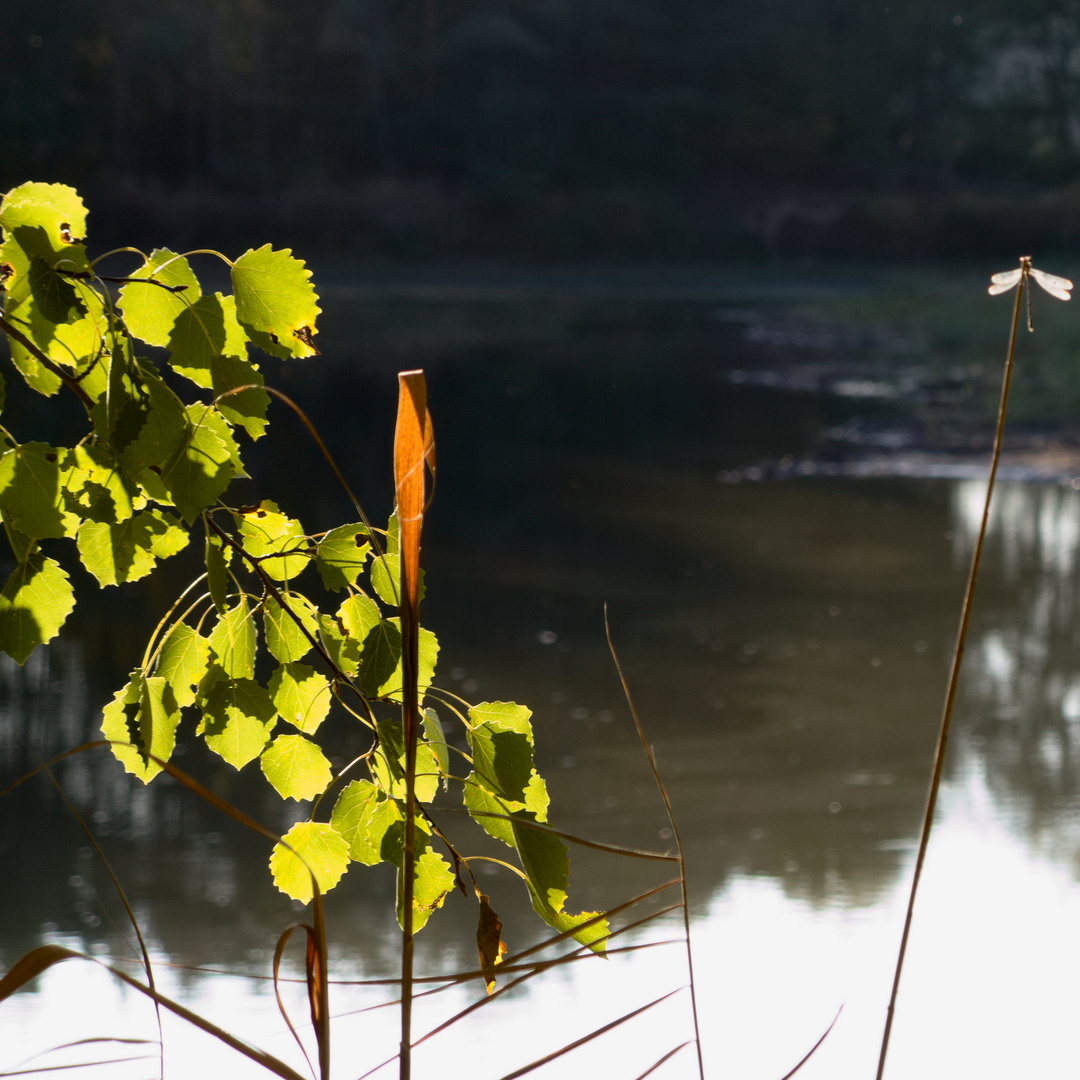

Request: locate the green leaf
(370, 620), (439, 703)
(105, 344), (190, 483)
(262, 592), (319, 663)
(117, 249), (200, 348)
(205, 530), (231, 613)
(209, 597), (256, 678)
(160, 404), (237, 524)
(512, 821), (607, 953)
(318, 612), (360, 677)
(236, 500), (310, 581)
(155, 622), (212, 708)
(100, 672), (180, 783)
(5, 288), (106, 379)
(338, 592), (380, 642)
(28, 255), (86, 324)
(398, 850), (456, 934)
(260, 733), (332, 801)
(423, 707), (450, 782)
(211, 353), (269, 440)
(370, 553), (426, 607)
(368, 719), (438, 802)
(329, 780), (384, 865)
(269, 822), (349, 904)
(0, 182), (88, 249)
(62, 443), (138, 524)
(268, 662), (332, 734)
(0, 442), (79, 539)
(463, 772), (548, 848)
(467, 701), (535, 802)
(357, 618), (401, 697)
(199, 675), (276, 769)
(166, 293), (249, 386)
(316, 523), (371, 591)
(3, 520), (34, 563)
(231, 245), (320, 359)
(0, 552), (75, 665)
(76, 508), (188, 587)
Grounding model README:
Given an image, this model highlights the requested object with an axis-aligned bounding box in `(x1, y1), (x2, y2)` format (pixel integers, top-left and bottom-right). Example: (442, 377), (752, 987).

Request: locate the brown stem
(0, 311), (95, 410)
(875, 265), (1027, 1080)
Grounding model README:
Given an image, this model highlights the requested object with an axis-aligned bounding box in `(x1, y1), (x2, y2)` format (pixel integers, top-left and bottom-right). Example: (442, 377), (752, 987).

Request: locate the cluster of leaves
(0, 182), (605, 955)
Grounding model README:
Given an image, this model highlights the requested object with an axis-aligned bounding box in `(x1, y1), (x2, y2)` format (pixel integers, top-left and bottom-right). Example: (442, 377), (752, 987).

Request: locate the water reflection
(7, 457), (1080, 1072)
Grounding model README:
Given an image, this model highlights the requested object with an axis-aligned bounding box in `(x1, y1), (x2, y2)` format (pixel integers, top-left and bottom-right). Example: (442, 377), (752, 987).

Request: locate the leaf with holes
(236, 500), (309, 581)
(155, 623), (212, 708)
(231, 246), (320, 359)
(316, 523), (371, 591)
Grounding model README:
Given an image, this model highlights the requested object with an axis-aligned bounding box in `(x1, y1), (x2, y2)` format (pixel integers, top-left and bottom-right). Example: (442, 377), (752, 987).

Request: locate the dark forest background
(7, 0), (1080, 261)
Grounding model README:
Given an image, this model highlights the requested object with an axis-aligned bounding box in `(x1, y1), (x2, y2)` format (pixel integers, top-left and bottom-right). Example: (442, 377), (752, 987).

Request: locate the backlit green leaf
(261, 733), (332, 801)
(155, 623), (212, 708)
(398, 850), (455, 933)
(211, 353), (269, 440)
(318, 612), (360, 677)
(0, 182), (88, 249)
(167, 293), (248, 386)
(76, 508), (188, 587)
(231, 245), (320, 359)
(357, 618), (401, 697)
(467, 701), (535, 802)
(512, 820), (607, 953)
(161, 404), (237, 523)
(262, 592), (319, 663)
(100, 673), (180, 783)
(463, 771), (548, 848)
(338, 592), (380, 642)
(423, 707), (450, 781)
(205, 530), (231, 613)
(118, 248), (200, 348)
(236, 500), (309, 581)
(370, 553), (426, 607)
(268, 662), (332, 734)
(316, 523), (371, 591)
(0, 442), (78, 539)
(270, 821), (349, 904)
(372, 620), (438, 703)
(329, 780), (382, 864)
(0, 551), (75, 665)
(199, 675), (275, 769)
(27, 256), (86, 324)
(209, 597), (256, 678)
(62, 442), (138, 524)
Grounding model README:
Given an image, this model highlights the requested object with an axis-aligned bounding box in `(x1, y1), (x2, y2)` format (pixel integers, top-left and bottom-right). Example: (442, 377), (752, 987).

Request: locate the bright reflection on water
(6, 439), (1080, 1078)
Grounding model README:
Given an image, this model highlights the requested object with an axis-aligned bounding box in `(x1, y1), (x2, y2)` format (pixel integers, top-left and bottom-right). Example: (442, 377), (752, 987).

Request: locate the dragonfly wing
(1031, 267), (1073, 301)
(988, 268), (1023, 294)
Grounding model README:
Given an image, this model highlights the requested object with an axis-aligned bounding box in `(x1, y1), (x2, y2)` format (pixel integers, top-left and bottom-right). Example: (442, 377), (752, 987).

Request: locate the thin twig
(875, 267), (1027, 1080)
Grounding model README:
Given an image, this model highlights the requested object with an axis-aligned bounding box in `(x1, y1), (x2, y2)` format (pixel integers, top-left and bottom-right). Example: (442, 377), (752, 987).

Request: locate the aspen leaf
(268, 662), (332, 734)
(262, 592), (319, 663)
(0, 442), (78, 539)
(329, 780), (383, 864)
(370, 553), (426, 607)
(27, 255), (86, 324)
(155, 623), (212, 708)
(269, 821), (349, 904)
(76, 508), (188, 587)
(160, 404), (237, 523)
(260, 734), (332, 801)
(0, 182), (88, 249)
(117, 248), (199, 348)
(236, 500), (309, 581)
(100, 673), (180, 783)
(364, 619), (438, 702)
(205, 531), (230, 614)
(167, 293), (248, 385)
(209, 597), (256, 679)
(231, 246), (320, 359)
(211, 353), (269, 440)
(318, 612), (360, 677)
(199, 675), (275, 769)
(467, 701), (535, 801)
(398, 850), (455, 933)
(0, 551), (75, 665)
(315, 523), (371, 591)
(422, 707), (450, 781)
(63, 442), (138, 524)
(338, 592), (380, 642)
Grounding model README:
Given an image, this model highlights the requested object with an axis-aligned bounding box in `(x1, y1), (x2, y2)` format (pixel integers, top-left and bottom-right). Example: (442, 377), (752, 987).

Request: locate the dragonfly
(989, 256), (1072, 329)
